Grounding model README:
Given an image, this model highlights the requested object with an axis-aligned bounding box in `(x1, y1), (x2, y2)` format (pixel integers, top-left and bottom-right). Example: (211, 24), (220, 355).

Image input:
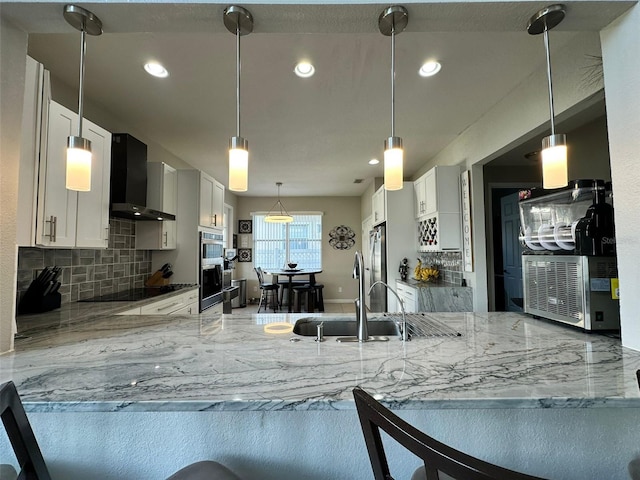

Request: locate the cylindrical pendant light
(379, 6), (408, 191)
(528, 4), (568, 189)
(224, 6), (253, 192)
(63, 5), (102, 192)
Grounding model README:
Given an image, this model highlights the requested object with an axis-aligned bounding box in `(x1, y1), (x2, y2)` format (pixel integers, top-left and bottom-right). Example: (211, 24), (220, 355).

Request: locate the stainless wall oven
(200, 230), (224, 312)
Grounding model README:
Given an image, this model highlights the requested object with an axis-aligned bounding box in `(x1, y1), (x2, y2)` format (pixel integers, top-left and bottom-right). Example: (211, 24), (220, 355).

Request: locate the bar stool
(292, 285), (315, 313)
(311, 283), (325, 312)
(254, 267), (279, 313)
(279, 279), (308, 307)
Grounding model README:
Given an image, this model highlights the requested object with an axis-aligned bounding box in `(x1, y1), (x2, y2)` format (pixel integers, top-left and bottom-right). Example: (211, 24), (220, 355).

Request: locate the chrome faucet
(368, 280), (409, 342)
(353, 250), (369, 342)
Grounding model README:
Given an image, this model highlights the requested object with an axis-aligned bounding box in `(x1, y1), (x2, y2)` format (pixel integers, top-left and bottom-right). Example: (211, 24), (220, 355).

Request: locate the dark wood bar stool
(311, 283), (324, 312)
(293, 285), (315, 313)
(0, 380), (245, 480)
(255, 267), (279, 313)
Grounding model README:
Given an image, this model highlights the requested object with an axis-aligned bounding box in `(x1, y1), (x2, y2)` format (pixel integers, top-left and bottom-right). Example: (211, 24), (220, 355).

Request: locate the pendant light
(224, 6), (253, 192)
(265, 182), (293, 223)
(379, 5), (408, 191)
(528, 4), (568, 189)
(63, 5), (102, 192)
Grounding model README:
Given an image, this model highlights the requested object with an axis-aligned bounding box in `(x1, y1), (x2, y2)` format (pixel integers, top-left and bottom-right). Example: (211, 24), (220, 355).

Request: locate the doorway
(491, 188), (523, 311)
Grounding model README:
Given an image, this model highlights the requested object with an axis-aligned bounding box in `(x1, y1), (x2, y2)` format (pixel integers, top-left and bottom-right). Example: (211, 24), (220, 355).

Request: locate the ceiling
(2, 2), (632, 197)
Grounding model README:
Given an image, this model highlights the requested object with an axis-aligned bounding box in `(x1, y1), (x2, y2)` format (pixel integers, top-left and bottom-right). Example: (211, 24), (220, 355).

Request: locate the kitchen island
(2, 310), (640, 480)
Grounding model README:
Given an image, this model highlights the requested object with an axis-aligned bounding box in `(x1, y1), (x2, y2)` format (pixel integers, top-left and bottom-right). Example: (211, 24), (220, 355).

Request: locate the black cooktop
(78, 285), (192, 303)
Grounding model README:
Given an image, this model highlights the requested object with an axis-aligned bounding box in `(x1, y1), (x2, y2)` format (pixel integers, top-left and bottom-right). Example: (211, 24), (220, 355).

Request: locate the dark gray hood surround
(110, 133), (175, 221)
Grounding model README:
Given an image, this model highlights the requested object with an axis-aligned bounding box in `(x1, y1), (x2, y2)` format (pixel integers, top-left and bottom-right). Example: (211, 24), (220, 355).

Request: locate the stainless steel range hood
(110, 133), (176, 221)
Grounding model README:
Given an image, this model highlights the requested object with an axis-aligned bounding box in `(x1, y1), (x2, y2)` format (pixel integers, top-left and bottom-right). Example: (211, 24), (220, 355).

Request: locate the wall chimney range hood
(110, 133), (176, 221)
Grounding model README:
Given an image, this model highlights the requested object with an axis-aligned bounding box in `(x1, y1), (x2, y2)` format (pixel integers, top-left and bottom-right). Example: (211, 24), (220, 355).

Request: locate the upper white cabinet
(372, 186), (386, 225)
(414, 166), (461, 219)
(414, 166), (462, 251)
(136, 162), (178, 250)
(34, 100), (111, 248)
(199, 171), (224, 230)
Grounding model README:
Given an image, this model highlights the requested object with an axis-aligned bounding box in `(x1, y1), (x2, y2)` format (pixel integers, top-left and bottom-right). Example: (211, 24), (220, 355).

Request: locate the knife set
(145, 263), (173, 287)
(18, 266), (62, 314)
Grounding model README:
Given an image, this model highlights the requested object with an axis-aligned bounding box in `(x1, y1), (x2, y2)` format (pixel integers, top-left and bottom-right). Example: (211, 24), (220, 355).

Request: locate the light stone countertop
(2, 309), (640, 412)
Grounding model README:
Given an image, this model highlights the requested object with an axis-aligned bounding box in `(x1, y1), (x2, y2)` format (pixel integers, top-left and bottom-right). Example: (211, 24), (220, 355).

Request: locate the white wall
(0, 17), (27, 354)
(601, 4), (640, 351)
(234, 195), (362, 302)
(2, 407), (638, 480)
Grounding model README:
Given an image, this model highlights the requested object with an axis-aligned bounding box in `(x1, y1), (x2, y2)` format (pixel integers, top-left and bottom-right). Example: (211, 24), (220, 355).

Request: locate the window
(252, 213), (322, 269)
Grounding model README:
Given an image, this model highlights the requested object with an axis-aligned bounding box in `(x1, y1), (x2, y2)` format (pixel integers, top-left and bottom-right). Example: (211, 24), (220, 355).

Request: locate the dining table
(264, 268), (322, 313)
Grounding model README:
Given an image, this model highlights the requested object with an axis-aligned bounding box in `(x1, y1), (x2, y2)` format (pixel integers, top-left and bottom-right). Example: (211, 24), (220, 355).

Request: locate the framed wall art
(237, 248), (252, 263)
(328, 225), (356, 250)
(238, 220), (252, 234)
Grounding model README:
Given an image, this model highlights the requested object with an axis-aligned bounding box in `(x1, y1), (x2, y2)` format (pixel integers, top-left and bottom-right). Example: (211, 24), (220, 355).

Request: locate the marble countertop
(15, 285), (199, 335)
(3, 310), (640, 413)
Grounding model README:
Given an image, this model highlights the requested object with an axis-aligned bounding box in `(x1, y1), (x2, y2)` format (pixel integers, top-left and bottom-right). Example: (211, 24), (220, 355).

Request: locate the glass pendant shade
(229, 136), (248, 192)
(541, 133), (567, 189)
(66, 135), (92, 191)
(384, 136), (403, 191)
(63, 4), (102, 192)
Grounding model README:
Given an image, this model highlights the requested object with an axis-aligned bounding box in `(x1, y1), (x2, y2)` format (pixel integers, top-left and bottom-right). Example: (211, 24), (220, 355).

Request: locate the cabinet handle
(105, 226), (110, 242)
(163, 231), (168, 246)
(212, 214), (217, 226)
(46, 216), (57, 242)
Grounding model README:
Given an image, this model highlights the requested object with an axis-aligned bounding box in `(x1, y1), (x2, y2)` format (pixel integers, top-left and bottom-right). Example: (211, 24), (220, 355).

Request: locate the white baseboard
(323, 299), (354, 304)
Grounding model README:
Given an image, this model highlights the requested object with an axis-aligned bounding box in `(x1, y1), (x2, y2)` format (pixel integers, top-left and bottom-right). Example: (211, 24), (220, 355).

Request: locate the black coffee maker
(574, 180), (616, 256)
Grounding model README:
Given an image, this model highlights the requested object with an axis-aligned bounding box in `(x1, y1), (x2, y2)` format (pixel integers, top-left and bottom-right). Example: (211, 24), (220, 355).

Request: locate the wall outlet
(338, 286), (342, 293)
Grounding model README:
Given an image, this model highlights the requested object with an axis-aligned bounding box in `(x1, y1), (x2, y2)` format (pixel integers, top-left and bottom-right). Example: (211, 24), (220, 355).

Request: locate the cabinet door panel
(75, 119), (111, 248)
(199, 174), (214, 227)
(36, 101), (77, 247)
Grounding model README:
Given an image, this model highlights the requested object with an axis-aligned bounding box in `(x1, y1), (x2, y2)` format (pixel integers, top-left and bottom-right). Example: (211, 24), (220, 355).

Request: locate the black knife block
(18, 283), (61, 314)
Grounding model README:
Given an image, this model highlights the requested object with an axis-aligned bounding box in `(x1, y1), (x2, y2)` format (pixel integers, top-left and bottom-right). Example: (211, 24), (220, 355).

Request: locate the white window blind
(252, 213), (322, 270)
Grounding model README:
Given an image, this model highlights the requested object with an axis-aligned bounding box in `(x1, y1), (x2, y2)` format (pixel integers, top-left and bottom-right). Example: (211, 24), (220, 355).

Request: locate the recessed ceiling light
(144, 62), (169, 78)
(419, 61), (441, 77)
(294, 62), (315, 78)
(369, 158), (380, 165)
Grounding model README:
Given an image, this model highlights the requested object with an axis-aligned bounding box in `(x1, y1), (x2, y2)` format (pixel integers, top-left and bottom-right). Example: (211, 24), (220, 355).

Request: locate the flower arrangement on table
(413, 259), (439, 282)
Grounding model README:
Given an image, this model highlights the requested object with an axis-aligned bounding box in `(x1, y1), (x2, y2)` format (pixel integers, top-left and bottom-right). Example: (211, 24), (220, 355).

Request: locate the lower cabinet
(116, 289), (200, 316)
(395, 281), (417, 313)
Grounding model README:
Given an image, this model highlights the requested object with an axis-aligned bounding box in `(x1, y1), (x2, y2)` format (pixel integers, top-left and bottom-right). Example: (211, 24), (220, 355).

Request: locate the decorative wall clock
(238, 220), (252, 234)
(328, 225), (356, 250)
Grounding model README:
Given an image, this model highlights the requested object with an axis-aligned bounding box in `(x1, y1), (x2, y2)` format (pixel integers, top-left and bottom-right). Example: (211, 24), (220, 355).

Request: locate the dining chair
(1, 381), (243, 480)
(352, 387), (547, 480)
(254, 267), (279, 313)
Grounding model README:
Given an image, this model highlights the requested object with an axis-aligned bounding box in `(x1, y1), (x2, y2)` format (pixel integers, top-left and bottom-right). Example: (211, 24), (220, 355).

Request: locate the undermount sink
(292, 317), (400, 337)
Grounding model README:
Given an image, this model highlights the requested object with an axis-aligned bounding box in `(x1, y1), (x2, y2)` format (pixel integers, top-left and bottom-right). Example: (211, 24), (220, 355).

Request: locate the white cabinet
(395, 281), (417, 313)
(199, 171), (224, 230)
(372, 187), (386, 225)
(414, 166), (462, 252)
(115, 289), (199, 316)
(414, 166), (460, 218)
(34, 101), (111, 248)
(136, 162), (178, 250)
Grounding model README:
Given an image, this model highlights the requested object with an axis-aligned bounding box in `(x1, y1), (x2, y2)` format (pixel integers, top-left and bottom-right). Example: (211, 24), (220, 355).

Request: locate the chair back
(254, 267), (265, 285)
(1, 381), (52, 480)
(352, 387), (546, 480)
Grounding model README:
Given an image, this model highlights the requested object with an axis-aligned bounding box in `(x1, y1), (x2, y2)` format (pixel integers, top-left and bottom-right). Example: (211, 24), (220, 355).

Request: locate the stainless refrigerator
(368, 224), (387, 312)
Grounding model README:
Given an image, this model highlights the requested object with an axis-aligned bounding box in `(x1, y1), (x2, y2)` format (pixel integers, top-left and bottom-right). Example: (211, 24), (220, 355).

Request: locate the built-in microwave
(200, 230), (224, 312)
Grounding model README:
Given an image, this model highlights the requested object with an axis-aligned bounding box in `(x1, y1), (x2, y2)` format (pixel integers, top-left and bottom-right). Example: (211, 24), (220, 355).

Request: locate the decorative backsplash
(417, 251), (463, 286)
(16, 218), (152, 307)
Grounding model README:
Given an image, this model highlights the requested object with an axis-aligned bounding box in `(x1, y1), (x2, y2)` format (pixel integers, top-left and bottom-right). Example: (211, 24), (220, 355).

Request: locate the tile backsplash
(417, 251), (464, 286)
(17, 218), (152, 307)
